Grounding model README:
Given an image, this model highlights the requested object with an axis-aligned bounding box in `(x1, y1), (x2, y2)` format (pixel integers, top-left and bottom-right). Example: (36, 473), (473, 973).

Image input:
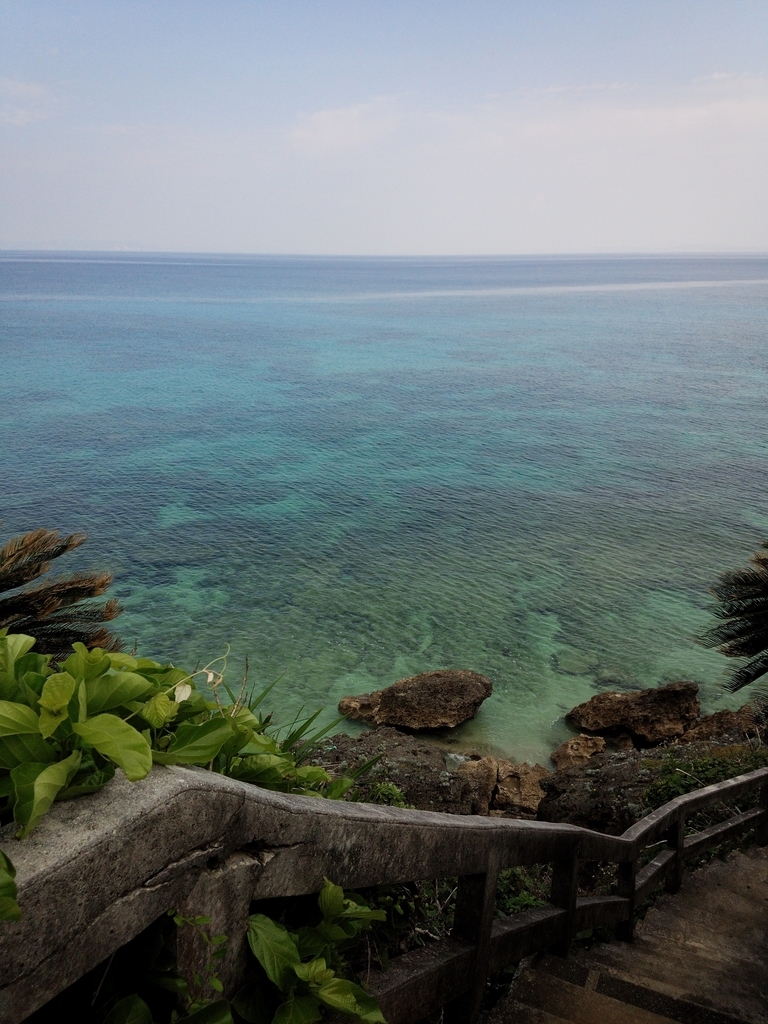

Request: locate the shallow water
(2, 253), (767, 760)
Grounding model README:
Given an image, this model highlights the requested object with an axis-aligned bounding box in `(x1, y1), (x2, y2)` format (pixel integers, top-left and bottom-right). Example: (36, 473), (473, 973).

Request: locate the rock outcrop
(492, 761), (550, 818)
(537, 748), (653, 835)
(551, 733), (606, 770)
(307, 727), (497, 814)
(338, 669), (493, 731)
(566, 681), (700, 746)
(678, 706), (756, 744)
(456, 757), (498, 815)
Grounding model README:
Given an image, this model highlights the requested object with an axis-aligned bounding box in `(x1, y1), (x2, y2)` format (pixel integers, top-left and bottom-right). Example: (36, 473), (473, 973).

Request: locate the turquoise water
(2, 253), (768, 761)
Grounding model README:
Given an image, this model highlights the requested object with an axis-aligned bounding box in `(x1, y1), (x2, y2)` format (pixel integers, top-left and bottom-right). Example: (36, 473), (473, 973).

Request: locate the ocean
(2, 252), (767, 761)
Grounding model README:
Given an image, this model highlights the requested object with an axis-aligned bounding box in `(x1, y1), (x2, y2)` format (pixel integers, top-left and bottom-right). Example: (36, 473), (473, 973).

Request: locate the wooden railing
(1, 763), (766, 1024)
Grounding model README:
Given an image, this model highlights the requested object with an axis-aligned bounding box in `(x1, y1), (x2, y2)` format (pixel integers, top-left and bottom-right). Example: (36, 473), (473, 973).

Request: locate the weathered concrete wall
(1, 763), (766, 1024)
(0, 766), (595, 1020)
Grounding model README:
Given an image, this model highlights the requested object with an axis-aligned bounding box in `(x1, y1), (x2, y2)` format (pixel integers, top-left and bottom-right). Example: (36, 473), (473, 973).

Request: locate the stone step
(498, 965), (679, 1024)
(486, 998), (572, 1024)
(530, 954), (752, 1024)
(566, 848), (768, 1024)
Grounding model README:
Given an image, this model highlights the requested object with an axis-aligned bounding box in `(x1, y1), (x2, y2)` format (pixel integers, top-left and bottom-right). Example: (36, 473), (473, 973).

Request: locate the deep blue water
(2, 253), (767, 760)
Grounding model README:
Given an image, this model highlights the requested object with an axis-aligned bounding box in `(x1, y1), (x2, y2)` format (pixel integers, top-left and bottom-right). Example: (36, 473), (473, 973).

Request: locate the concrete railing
(1, 763), (767, 1024)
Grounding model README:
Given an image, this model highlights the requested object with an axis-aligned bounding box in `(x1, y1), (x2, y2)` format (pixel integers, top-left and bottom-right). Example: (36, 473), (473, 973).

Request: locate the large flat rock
(566, 682), (700, 746)
(338, 669), (493, 730)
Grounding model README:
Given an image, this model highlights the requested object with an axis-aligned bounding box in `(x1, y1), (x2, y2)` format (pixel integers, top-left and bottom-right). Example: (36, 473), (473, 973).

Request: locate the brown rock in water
(493, 761), (550, 819)
(680, 706), (757, 744)
(551, 733), (606, 770)
(566, 681), (700, 746)
(338, 669), (493, 730)
(455, 757), (498, 815)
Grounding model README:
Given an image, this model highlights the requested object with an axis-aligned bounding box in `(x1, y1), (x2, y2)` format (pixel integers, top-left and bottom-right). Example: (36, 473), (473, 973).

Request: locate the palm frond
(725, 649), (768, 693)
(703, 540), (768, 693)
(0, 528), (121, 659)
(0, 529), (86, 592)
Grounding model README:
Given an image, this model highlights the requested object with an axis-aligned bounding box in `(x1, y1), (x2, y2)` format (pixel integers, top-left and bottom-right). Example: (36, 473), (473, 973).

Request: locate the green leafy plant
(236, 879), (386, 1024)
(494, 866), (549, 916)
(364, 782), (412, 809)
(0, 849), (20, 922)
(0, 631), (368, 921)
(0, 631), (361, 843)
(642, 744), (768, 810)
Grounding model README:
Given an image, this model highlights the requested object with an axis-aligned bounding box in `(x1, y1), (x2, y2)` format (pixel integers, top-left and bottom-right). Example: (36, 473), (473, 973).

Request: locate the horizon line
(2, 249), (768, 261)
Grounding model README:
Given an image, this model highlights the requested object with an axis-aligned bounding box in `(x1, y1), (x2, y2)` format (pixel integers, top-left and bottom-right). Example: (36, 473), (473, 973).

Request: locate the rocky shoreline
(312, 676), (763, 832)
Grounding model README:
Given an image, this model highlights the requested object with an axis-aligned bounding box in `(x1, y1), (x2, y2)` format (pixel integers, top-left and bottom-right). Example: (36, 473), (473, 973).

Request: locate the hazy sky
(2, 1), (767, 254)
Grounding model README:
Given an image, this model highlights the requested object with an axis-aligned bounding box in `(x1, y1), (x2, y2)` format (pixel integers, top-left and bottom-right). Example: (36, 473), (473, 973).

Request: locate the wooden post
(665, 814), (685, 894)
(615, 858), (637, 942)
(444, 848), (500, 1024)
(757, 784), (768, 846)
(549, 843), (580, 958)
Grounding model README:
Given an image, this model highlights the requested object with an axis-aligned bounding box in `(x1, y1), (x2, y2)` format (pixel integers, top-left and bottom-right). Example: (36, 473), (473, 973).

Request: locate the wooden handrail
(1, 763), (766, 1024)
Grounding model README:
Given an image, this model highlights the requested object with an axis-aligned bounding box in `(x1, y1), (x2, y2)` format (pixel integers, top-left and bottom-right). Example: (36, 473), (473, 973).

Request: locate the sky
(1, 1), (767, 254)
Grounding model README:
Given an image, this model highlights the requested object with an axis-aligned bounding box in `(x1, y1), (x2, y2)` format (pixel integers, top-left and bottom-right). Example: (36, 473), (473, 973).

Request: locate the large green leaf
(293, 958), (334, 986)
(247, 913), (301, 993)
(57, 764), (116, 800)
(238, 731), (281, 756)
(102, 994), (154, 1024)
(11, 751), (82, 838)
(20, 670), (47, 700)
(0, 673), (20, 703)
(38, 673), (76, 713)
(180, 1002), (234, 1024)
(293, 765), (331, 786)
(139, 691), (178, 728)
(85, 671), (156, 715)
(61, 643), (112, 682)
(73, 715), (152, 781)
(0, 634), (35, 676)
(0, 701), (40, 737)
(315, 979), (385, 1022)
(0, 849), (21, 922)
(318, 878), (345, 921)
(105, 652), (139, 671)
(231, 981), (280, 1024)
(151, 718), (233, 766)
(273, 996), (322, 1024)
(0, 733), (56, 770)
(14, 651), (51, 681)
(37, 672), (76, 739)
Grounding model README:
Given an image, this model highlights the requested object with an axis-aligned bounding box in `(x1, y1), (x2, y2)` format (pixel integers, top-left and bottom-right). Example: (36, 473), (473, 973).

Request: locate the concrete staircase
(489, 846), (768, 1024)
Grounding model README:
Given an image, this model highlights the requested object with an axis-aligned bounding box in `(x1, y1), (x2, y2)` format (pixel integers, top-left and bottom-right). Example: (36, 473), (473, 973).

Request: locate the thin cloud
(0, 79), (49, 126)
(290, 99), (399, 153)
